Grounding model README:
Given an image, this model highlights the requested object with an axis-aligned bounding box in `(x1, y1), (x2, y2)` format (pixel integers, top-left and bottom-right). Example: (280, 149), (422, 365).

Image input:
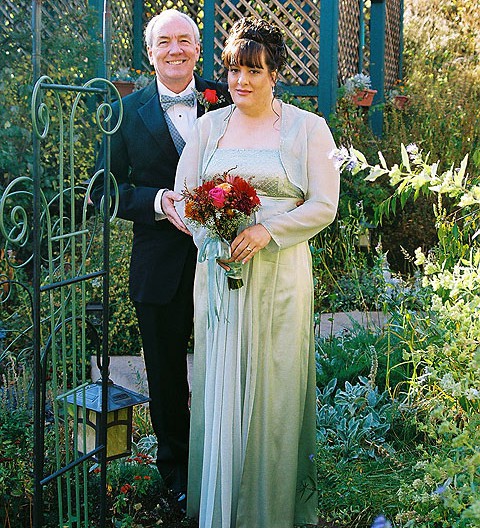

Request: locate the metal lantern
(67, 380), (150, 461)
(85, 300), (104, 327)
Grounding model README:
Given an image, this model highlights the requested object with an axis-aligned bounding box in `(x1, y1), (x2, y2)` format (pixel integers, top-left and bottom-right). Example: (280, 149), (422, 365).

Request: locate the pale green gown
(187, 149), (318, 528)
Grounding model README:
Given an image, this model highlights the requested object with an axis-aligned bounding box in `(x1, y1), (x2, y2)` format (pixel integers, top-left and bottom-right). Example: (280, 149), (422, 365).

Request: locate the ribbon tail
(198, 237), (226, 328)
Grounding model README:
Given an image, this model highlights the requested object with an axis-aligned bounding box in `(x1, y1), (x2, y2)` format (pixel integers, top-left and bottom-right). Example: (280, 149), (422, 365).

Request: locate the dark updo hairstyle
(222, 17), (287, 73)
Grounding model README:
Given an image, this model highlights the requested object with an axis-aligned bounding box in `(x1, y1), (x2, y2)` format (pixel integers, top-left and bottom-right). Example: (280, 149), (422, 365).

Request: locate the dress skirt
(187, 197), (318, 528)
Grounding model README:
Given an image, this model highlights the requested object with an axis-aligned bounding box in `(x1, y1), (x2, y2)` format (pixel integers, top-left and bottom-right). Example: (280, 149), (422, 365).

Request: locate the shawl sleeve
(259, 113), (340, 251)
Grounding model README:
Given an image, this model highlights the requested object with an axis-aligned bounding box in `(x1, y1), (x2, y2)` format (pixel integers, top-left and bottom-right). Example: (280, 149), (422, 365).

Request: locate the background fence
(2, 0), (403, 120)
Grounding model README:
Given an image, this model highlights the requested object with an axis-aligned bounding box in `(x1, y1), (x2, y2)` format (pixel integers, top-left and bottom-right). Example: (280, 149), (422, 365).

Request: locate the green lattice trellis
(337, 0), (362, 83)
(1, 0), (404, 121)
(213, 0), (321, 86)
(385, 0), (403, 87)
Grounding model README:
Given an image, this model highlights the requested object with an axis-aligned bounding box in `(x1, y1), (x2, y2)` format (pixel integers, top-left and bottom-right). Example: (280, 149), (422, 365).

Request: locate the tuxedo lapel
(194, 74), (210, 118)
(137, 82), (179, 159)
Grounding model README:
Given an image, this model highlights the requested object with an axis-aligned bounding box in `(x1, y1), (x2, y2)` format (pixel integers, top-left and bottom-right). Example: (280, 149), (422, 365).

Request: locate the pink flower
(209, 186), (227, 208)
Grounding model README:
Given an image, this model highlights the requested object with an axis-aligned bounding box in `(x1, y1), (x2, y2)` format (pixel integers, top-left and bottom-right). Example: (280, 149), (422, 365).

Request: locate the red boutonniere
(192, 88), (225, 111)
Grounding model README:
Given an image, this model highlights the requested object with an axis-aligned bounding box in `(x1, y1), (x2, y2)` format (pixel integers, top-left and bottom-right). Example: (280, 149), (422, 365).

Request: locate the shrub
(334, 140), (480, 525)
(107, 220), (141, 356)
(1, 4), (102, 200)
(86, 218), (141, 356)
(0, 368), (33, 527)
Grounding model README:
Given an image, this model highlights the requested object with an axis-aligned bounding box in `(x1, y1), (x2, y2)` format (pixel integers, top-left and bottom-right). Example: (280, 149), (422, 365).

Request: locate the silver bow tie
(160, 93), (196, 111)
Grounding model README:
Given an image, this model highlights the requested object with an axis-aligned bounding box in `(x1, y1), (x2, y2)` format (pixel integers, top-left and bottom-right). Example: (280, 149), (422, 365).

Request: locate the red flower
(120, 484), (132, 494)
(203, 89), (219, 105)
(193, 87), (225, 111)
(228, 175), (261, 208)
(133, 475), (142, 480)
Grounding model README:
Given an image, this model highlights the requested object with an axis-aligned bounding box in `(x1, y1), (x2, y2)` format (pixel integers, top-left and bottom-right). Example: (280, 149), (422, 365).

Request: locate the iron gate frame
(30, 0), (118, 526)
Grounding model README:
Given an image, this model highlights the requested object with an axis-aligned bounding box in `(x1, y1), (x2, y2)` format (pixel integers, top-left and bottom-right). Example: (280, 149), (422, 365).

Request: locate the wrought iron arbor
(1, 1), (120, 526)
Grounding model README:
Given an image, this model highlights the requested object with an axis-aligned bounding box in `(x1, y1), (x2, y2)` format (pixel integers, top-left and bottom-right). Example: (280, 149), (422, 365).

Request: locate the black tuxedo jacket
(93, 74), (231, 305)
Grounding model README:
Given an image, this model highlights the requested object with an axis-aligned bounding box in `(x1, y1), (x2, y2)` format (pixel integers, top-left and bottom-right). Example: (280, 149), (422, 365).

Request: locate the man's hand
(161, 190), (191, 235)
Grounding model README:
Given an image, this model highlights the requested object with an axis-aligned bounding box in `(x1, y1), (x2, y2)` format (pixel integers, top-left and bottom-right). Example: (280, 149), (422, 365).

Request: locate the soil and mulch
(106, 490), (341, 528)
(102, 487), (341, 527)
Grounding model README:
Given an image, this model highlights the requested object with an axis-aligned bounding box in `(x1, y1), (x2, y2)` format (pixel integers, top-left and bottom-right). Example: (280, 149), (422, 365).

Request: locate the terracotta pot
(393, 94), (410, 110)
(112, 80), (135, 98)
(351, 88), (377, 107)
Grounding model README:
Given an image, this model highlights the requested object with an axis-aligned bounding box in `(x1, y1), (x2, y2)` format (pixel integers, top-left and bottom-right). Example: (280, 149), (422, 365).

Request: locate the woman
(174, 17), (340, 528)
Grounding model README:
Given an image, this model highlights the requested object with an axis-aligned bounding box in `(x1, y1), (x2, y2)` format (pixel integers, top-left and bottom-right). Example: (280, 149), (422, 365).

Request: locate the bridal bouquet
(183, 171), (261, 289)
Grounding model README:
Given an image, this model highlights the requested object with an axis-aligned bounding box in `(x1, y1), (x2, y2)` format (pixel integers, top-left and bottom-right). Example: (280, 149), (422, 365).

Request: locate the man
(92, 9), (230, 508)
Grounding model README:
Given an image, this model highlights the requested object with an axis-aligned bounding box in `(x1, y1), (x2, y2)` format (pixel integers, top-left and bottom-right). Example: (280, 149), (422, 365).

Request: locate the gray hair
(145, 9), (201, 48)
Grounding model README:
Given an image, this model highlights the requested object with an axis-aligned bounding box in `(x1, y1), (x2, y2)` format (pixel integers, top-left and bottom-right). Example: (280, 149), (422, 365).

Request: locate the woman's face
(227, 53), (276, 111)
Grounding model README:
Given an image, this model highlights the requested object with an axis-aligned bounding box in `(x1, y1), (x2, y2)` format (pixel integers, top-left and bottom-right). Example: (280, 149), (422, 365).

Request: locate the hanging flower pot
(393, 94), (411, 110)
(112, 80), (135, 98)
(352, 88), (377, 107)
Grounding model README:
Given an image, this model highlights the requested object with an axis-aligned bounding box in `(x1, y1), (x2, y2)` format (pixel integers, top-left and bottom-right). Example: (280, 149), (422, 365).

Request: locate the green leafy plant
(0, 367), (33, 527)
(309, 200), (400, 314)
(85, 218), (141, 356)
(317, 375), (396, 462)
(334, 141), (480, 525)
(1, 4), (102, 201)
(316, 323), (410, 395)
(107, 220), (142, 356)
(104, 453), (163, 528)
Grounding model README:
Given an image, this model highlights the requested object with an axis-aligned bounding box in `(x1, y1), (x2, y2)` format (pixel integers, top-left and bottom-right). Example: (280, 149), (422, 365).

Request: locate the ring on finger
(245, 246), (252, 251)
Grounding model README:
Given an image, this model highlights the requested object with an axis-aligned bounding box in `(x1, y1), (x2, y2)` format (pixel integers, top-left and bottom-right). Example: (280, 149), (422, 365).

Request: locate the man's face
(147, 15), (200, 93)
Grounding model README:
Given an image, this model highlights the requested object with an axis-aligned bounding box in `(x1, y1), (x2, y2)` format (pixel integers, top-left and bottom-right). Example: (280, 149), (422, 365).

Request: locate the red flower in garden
(120, 484), (132, 494)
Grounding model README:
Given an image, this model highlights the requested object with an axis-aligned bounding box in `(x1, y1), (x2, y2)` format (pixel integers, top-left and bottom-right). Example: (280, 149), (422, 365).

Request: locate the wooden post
(318, 0), (339, 120)
(358, 0), (365, 72)
(202, 0), (216, 80)
(369, 0), (386, 136)
(88, 0), (106, 78)
(133, 0), (144, 70)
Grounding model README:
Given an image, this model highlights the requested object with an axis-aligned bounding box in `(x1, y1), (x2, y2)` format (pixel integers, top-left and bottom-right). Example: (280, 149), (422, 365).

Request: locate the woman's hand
(218, 224), (271, 270)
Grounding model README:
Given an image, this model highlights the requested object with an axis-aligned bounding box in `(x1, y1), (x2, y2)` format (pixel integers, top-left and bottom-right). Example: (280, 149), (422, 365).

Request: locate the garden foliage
(331, 136), (480, 525)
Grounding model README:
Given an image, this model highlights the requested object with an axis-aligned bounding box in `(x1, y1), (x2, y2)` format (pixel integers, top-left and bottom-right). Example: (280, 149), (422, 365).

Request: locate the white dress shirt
(154, 77), (198, 219)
